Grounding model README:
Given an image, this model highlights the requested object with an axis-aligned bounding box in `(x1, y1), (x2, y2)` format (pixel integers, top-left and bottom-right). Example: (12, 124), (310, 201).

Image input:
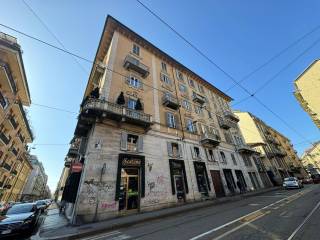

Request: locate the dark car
(35, 200), (48, 213)
(0, 203), (40, 237)
(311, 174), (320, 184)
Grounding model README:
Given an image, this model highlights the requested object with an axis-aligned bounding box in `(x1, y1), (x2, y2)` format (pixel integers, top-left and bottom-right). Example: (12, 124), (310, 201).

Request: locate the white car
(283, 177), (303, 189)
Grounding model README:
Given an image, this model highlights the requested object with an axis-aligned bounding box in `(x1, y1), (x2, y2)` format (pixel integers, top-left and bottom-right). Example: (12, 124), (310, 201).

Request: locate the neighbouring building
(21, 155), (48, 201)
(294, 60), (320, 129)
(301, 141), (320, 175)
(235, 111), (307, 185)
(0, 32), (34, 202)
(60, 16), (267, 224)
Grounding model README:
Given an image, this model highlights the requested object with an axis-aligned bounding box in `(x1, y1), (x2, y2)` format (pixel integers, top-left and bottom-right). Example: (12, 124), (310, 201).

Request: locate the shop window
(132, 44), (140, 56)
(166, 112), (177, 129)
(120, 132), (143, 152)
(167, 142), (182, 158)
(220, 151), (227, 164)
(231, 153), (237, 165)
(0, 91), (8, 109)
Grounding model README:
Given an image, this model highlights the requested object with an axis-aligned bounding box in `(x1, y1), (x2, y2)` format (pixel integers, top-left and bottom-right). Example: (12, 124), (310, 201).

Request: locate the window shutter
(167, 142), (173, 157)
(175, 114), (180, 130)
(200, 147), (205, 160)
(190, 146), (195, 159)
(120, 132), (127, 150)
(137, 136), (143, 153)
(204, 148), (209, 161)
(178, 143), (183, 158)
(166, 112), (170, 127)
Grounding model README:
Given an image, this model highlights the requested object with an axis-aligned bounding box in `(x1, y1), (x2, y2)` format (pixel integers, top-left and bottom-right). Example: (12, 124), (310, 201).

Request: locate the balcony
(236, 144), (256, 154)
(76, 98), (153, 136)
(200, 132), (221, 147)
(192, 92), (206, 105)
(223, 111), (239, 122)
(123, 55), (149, 78)
(217, 116), (237, 129)
(275, 149), (287, 157)
(67, 145), (79, 158)
(162, 94), (179, 110)
(0, 132), (10, 145)
(2, 163), (11, 172)
(64, 160), (72, 167)
(8, 116), (18, 129)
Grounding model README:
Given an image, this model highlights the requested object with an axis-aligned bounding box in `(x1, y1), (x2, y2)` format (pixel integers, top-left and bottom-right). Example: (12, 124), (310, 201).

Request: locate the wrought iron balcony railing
(162, 94), (179, 110)
(123, 55), (149, 78)
(200, 132), (221, 147)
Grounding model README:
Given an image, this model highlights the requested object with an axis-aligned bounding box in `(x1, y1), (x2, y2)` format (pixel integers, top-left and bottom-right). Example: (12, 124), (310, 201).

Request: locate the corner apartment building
(21, 155), (48, 201)
(235, 111), (307, 185)
(301, 141), (320, 175)
(0, 32), (34, 202)
(61, 16), (266, 224)
(294, 60), (320, 129)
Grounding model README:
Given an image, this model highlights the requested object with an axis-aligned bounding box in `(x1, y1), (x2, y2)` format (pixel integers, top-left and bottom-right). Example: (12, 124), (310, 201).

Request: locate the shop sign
(71, 163), (83, 173)
(122, 158), (141, 167)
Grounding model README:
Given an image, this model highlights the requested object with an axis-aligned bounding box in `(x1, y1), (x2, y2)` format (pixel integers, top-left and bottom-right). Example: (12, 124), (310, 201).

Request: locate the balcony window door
(161, 62), (167, 72)
(128, 99), (137, 110)
(166, 112), (177, 129)
(129, 76), (141, 89)
(132, 44), (140, 56)
(0, 91), (8, 109)
(220, 151), (227, 164)
(186, 119), (196, 133)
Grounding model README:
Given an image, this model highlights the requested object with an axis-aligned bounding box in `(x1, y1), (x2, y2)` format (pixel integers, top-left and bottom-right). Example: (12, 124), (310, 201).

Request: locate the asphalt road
(77, 184), (320, 240)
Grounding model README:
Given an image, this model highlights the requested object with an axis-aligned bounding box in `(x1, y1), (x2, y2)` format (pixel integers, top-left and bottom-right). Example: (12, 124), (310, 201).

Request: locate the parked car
(0, 203), (40, 237)
(0, 203), (8, 213)
(311, 174), (320, 184)
(283, 177), (303, 189)
(35, 200), (48, 213)
(302, 178), (313, 184)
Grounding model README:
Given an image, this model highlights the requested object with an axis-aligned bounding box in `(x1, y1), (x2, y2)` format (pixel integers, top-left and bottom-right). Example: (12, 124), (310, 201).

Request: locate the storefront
(235, 170), (247, 191)
(115, 154), (145, 212)
(223, 169), (236, 194)
(193, 162), (210, 197)
(169, 159), (188, 202)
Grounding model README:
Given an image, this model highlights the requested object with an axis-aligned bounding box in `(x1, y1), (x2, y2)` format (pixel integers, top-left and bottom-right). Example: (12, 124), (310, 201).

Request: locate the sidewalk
(39, 187), (281, 240)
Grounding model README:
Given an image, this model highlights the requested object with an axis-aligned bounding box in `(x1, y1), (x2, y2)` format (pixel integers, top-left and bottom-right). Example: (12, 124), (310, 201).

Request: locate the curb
(41, 187), (281, 240)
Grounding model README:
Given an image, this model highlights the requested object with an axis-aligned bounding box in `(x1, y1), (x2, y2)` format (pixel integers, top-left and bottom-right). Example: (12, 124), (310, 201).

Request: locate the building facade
(235, 111), (307, 185)
(61, 16), (267, 224)
(294, 60), (320, 129)
(21, 155), (48, 201)
(301, 141), (320, 175)
(0, 32), (34, 202)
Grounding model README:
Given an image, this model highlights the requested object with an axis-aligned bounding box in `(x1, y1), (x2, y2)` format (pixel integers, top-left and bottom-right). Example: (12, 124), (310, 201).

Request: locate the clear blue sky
(1, 0), (319, 192)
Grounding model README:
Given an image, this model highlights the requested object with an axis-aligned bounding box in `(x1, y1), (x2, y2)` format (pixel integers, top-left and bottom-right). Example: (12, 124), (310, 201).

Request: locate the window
(167, 142), (182, 158)
(176, 70), (184, 81)
(224, 131), (234, 144)
(132, 44), (140, 56)
(182, 100), (191, 111)
(128, 99), (137, 110)
(207, 149), (216, 162)
(231, 153), (237, 165)
(234, 135), (243, 145)
(128, 76), (141, 89)
(195, 105), (203, 116)
(188, 79), (195, 88)
(242, 154), (252, 167)
(220, 151), (227, 164)
(207, 111), (212, 119)
(166, 112), (177, 128)
(179, 84), (187, 93)
(0, 91), (8, 109)
(194, 147), (200, 158)
(186, 119), (196, 133)
(161, 62), (167, 72)
(198, 84), (204, 94)
(160, 73), (172, 85)
(120, 132), (143, 152)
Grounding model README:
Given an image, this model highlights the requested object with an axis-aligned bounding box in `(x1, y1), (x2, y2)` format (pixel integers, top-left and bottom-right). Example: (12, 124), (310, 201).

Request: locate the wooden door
(210, 170), (225, 198)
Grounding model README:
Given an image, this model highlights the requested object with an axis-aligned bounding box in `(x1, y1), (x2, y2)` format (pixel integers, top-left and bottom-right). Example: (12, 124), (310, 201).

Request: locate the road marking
(189, 190), (306, 240)
(248, 203), (260, 206)
(287, 200), (320, 240)
(79, 231), (121, 240)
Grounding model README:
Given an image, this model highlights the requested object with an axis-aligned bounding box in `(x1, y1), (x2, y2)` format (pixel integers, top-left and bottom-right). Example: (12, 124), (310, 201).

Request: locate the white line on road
(79, 231), (121, 240)
(287, 200), (320, 240)
(189, 190), (306, 240)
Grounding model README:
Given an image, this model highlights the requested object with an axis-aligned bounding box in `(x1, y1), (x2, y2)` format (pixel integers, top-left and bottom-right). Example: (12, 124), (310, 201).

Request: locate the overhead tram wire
(0, 22), (315, 146)
(232, 35), (320, 107)
(22, 0), (89, 75)
(135, 0), (316, 146)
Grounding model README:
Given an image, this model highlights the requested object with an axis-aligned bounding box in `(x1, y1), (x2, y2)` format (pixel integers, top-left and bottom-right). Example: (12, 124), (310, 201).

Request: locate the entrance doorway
(223, 169), (236, 194)
(169, 159), (188, 202)
(235, 170), (247, 192)
(194, 162), (210, 197)
(119, 168), (139, 211)
(210, 170), (225, 198)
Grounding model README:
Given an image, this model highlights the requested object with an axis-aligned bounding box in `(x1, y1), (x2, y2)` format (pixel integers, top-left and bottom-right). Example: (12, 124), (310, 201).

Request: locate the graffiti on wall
(82, 179), (116, 205)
